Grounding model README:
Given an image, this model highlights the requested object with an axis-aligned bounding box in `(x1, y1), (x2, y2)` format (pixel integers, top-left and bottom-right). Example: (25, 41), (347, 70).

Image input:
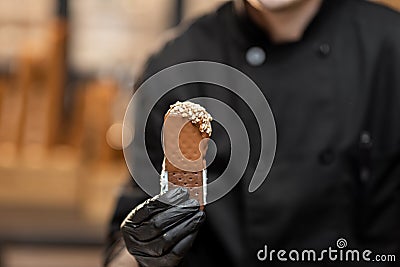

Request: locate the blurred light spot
(107, 122), (133, 150)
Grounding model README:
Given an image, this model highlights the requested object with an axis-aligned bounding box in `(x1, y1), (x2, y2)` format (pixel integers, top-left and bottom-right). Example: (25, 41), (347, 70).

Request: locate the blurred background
(0, 0), (398, 266)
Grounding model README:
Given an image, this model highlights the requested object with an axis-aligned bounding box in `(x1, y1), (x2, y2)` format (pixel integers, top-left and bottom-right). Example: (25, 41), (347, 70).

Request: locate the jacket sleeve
(103, 179), (148, 266)
(363, 6), (400, 248)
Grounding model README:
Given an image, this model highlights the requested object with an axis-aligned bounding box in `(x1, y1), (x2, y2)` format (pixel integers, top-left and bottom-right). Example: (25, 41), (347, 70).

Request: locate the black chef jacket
(106, 0), (400, 266)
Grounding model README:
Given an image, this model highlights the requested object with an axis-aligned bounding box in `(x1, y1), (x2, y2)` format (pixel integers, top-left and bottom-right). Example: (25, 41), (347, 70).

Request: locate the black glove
(121, 187), (205, 267)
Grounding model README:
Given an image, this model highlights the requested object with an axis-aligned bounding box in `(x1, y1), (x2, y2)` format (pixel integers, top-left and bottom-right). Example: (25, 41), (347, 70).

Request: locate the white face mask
(256, 0), (303, 10)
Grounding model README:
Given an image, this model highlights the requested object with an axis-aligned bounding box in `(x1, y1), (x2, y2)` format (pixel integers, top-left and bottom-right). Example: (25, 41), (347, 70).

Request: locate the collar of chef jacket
(224, 0), (339, 50)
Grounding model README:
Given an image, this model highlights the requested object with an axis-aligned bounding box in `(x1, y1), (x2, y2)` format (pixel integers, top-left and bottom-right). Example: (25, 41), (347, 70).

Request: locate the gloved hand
(121, 187), (205, 267)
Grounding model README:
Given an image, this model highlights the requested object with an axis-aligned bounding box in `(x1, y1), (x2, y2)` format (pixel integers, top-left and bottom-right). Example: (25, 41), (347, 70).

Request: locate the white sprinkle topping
(168, 101), (212, 136)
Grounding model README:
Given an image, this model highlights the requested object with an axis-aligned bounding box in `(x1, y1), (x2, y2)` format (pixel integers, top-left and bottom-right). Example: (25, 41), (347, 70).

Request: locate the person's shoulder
(339, 0), (400, 49)
(138, 2), (233, 81)
(179, 2), (232, 43)
(347, 0), (400, 26)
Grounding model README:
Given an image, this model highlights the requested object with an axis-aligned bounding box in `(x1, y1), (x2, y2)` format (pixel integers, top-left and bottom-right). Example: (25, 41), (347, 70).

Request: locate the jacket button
(319, 149), (336, 165)
(360, 131), (372, 149)
(246, 46), (266, 66)
(318, 43), (331, 57)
